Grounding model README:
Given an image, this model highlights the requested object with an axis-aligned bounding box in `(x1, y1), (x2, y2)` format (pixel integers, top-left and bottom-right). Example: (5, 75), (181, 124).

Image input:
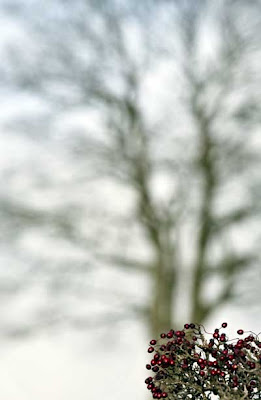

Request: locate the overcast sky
(0, 303), (260, 400)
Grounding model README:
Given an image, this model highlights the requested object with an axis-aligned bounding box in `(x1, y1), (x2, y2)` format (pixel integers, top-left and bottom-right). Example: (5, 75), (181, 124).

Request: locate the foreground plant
(145, 323), (261, 399)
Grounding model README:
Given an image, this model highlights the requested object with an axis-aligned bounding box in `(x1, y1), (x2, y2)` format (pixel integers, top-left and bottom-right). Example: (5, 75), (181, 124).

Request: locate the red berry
(146, 364), (151, 369)
(150, 340), (157, 345)
(222, 322), (227, 328)
(184, 323), (190, 329)
(148, 347), (154, 353)
(237, 329), (244, 335)
(212, 350), (217, 358)
(160, 333), (166, 338)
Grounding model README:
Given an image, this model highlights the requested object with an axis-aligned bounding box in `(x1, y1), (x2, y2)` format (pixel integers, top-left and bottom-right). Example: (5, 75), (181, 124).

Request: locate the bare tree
(0, 0), (260, 338)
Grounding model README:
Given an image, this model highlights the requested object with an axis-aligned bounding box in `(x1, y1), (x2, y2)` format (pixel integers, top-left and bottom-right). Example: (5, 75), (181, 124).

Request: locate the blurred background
(0, 0), (260, 399)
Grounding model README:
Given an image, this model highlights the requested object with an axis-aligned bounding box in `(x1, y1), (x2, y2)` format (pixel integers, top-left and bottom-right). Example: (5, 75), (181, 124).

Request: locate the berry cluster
(145, 323), (261, 399)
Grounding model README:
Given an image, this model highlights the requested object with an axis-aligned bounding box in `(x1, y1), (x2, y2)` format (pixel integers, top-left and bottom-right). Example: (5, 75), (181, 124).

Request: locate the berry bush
(145, 323), (261, 399)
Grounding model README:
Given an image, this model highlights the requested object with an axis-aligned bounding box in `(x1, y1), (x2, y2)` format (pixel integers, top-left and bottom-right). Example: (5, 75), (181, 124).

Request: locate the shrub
(145, 323), (261, 399)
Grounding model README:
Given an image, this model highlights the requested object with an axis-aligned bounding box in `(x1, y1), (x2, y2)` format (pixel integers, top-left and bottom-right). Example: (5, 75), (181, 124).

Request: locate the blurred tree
(0, 0), (260, 338)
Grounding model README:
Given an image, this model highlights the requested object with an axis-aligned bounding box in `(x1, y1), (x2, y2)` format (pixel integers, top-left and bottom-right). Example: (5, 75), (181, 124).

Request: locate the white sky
(0, 308), (260, 400)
